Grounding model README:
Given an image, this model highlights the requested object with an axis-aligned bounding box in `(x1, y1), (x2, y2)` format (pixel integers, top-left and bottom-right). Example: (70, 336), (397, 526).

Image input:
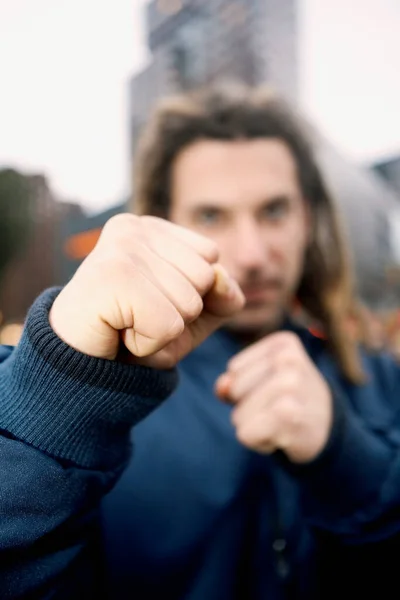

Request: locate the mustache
(238, 276), (284, 290)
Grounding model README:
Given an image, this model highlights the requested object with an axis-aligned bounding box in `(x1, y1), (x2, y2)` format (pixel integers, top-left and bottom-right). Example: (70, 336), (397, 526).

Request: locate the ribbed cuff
(280, 387), (393, 521)
(0, 288), (178, 470)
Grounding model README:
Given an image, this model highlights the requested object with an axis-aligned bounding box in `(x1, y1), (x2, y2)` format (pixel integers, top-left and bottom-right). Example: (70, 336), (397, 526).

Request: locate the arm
(216, 333), (400, 543)
(285, 360), (400, 542)
(0, 214), (243, 598)
(0, 288), (177, 599)
(283, 356), (400, 595)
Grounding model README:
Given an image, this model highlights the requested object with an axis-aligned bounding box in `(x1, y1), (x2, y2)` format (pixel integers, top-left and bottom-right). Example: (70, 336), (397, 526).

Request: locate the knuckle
(276, 331), (300, 348)
(85, 251), (128, 281)
(194, 264), (215, 295)
(181, 293), (203, 322)
(141, 215), (165, 229)
(203, 239), (219, 262)
(140, 216), (166, 240)
(101, 214), (145, 248)
(285, 368), (301, 390)
(235, 423), (252, 446)
(104, 213), (138, 233)
(236, 423), (262, 449)
(275, 396), (299, 428)
(227, 355), (242, 373)
(186, 229), (219, 261)
(165, 312), (185, 340)
(100, 251), (134, 276)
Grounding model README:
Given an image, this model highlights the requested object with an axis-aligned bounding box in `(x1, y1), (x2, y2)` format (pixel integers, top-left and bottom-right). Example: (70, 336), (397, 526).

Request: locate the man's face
(169, 138), (310, 334)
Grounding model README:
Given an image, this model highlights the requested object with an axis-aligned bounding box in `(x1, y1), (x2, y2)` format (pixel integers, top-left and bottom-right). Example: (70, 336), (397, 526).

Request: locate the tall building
(129, 0), (298, 157)
(127, 0), (400, 308)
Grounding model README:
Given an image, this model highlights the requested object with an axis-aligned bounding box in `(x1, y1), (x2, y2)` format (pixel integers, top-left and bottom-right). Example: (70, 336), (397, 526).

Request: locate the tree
(0, 168), (33, 286)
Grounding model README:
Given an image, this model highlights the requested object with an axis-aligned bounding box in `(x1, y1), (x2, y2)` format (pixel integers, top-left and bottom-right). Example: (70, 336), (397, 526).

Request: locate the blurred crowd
(0, 319), (23, 346)
(296, 302), (400, 362)
(360, 305), (400, 360)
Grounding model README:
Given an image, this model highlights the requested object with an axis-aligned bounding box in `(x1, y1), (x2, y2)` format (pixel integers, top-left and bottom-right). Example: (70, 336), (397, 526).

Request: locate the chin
(226, 305), (284, 336)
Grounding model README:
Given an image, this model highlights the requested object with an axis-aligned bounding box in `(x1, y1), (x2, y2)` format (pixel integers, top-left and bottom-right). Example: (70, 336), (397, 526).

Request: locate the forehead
(171, 138), (301, 208)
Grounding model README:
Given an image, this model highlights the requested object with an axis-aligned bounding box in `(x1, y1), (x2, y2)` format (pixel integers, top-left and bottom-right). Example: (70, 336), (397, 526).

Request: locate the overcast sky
(0, 0), (399, 213)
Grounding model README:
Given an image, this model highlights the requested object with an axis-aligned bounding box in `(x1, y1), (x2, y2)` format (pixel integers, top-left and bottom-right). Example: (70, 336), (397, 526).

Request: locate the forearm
(0, 288), (177, 597)
(0, 434), (121, 598)
(281, 390), (400, 542)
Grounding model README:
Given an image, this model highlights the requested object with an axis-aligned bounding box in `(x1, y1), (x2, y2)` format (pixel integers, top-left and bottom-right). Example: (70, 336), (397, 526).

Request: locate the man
(1, 84), (400, 599)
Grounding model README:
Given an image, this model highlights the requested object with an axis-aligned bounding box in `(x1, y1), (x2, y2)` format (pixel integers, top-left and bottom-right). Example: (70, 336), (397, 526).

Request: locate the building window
(170, 17), (207, 88)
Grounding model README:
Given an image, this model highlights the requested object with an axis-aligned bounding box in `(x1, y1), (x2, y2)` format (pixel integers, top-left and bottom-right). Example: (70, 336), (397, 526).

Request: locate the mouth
(241, 282), (283, 305)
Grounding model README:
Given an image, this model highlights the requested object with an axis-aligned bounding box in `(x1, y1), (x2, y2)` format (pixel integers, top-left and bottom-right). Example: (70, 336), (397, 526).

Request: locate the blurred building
(0, 174), (84, 323)
(372, 154), (400, 195)
(316, 143), (399, 308)
(370, 154), (400, 282)
(127, 0), (400, 309)
(130, 0), (297, 157)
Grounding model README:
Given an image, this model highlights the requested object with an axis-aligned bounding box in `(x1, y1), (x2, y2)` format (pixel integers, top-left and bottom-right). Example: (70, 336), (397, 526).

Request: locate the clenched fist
(216, 332), (333, 463)
(50, 214), (244, 369)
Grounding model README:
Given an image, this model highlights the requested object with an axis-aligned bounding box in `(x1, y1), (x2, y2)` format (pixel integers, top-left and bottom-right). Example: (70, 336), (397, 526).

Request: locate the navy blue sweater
(1, 288), (400, 599)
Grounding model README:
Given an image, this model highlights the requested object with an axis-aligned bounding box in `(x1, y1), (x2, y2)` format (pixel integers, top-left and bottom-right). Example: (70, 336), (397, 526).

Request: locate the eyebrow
(188, 193), (295, 213)
(189, 203), (226, 212)
(260, 194), (292, 204)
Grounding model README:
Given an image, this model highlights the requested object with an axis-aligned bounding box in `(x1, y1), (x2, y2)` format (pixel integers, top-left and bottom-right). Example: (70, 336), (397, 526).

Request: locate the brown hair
(133, 83), (365, 384)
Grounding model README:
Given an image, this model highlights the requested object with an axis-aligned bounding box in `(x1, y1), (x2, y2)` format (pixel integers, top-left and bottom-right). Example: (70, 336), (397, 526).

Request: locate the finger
(145, 217), (219, 264)
(137, 274), (244, 369)
(127, 264), (244, 367)
(230, 368), (299, 426)
(147, 233), (216, 296)
(188, 273), (245, 349)
(132, 243), (205, 323)
(229, 346), (301, 385)
(233, 393), (301, 454)
(118, 272), (185, 357)
(228, 331), (301, 373)
(216, 359), (272, 404)
(223, 347), (299, 406)
(227, 336), (276, 373)
(215, 373), (232, 401)
(203, 265), (245, 317)
(233, 411), (279, 454)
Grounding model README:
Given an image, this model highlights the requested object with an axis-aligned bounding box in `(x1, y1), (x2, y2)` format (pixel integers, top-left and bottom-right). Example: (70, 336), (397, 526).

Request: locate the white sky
(0, 0), (399, 213)
(301, 0), (400, 161)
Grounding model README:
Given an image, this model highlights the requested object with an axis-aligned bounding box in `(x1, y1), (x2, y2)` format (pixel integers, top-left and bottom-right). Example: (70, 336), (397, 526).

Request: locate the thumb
(188, 264), (245, 347)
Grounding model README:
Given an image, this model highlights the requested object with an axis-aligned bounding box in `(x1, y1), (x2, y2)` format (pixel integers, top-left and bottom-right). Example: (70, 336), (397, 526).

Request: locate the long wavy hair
(132, 83), (364, 384)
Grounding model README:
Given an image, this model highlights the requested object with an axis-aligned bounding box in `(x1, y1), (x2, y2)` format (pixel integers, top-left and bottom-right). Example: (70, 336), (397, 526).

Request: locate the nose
(232, 217), (267, 272)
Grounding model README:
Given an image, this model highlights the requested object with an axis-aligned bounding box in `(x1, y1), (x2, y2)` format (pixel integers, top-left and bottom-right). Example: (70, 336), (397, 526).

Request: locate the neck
(224, 320), (286, 347)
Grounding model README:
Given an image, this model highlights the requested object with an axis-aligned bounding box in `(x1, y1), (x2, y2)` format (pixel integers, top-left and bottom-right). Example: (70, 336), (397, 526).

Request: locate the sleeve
(280, 357), (400, 544)
(0, 288), (178, 599)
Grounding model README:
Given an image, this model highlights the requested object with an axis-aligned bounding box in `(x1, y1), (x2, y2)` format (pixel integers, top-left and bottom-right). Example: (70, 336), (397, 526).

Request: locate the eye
(195, 207), (223, 226)
(259, 199), (289, 222)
